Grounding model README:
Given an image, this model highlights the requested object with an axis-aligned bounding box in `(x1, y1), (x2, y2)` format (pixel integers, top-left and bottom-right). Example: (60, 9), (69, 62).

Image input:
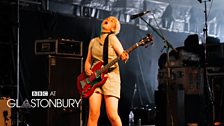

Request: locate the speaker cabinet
(155, 86), (185, 126)
(158, 67), (204, 95)
(47, 55), (83, 126)
(185, 94), (207, 126)
(155, 89), (207, 126)
(48, 55), (83, 99)
(29, 55), (83, 126)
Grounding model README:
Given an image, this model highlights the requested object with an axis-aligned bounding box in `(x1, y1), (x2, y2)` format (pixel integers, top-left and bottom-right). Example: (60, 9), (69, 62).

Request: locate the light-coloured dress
(88, 36), (121, 98)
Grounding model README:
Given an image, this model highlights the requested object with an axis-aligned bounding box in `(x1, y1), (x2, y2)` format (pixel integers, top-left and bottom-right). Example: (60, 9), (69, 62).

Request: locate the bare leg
(87, 93), (102, 126)
(104, 96), (122, 126)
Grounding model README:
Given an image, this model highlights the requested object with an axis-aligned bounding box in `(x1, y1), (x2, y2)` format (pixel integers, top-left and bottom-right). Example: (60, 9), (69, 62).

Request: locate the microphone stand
(16, 0), (20, 126)
(139, 16), (177, 126)
(139, 16), (176, 84)
(139, 17), (177, 53)
(200, 0), (214, 124)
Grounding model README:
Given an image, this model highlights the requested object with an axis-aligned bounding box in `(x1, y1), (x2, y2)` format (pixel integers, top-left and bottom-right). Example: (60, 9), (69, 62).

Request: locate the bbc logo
(32, 91), (48, 96)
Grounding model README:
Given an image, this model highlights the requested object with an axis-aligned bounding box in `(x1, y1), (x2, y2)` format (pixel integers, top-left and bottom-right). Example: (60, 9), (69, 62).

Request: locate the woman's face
(101, 17), (116, 33)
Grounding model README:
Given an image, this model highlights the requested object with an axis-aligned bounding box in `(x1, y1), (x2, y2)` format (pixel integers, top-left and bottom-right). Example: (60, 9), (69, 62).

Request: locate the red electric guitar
(76, 34), (153, 98)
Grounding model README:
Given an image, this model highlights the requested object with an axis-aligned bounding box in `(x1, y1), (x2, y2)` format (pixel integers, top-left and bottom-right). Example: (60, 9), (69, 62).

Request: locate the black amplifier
(158, 67), (204, 95)
(35, 39), (82, 56)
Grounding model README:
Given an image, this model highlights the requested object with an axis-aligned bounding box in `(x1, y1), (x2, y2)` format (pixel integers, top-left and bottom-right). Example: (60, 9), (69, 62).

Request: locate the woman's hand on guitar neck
(120, 51), (129, 63)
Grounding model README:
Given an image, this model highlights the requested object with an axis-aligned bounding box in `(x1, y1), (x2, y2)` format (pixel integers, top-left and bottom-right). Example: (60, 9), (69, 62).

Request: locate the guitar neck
(97, 57), (120, 75)
(126, 43), (140, 54)
(97, 43), (140, 75)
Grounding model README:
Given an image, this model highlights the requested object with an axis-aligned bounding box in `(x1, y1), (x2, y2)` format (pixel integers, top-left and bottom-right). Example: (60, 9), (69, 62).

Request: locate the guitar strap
(103, 33), (112, 66)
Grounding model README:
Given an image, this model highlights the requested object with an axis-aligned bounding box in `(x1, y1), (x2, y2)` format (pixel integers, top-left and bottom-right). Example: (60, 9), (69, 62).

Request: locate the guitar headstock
(138, 34), (153, 47)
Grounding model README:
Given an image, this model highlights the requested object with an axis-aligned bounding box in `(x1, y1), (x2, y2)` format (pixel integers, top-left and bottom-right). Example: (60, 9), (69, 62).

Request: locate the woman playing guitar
(84, 16), (129, 126)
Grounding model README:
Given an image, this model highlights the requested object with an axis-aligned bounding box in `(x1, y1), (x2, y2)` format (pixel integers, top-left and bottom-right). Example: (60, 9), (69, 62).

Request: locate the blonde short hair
(102, 16), (121, 35)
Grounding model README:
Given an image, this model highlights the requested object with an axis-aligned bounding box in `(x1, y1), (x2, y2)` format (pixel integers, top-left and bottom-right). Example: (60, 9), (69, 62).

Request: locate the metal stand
(16, 0), (20, 126)
(199, 0), (214, 124)
(139, 15), (177, 126)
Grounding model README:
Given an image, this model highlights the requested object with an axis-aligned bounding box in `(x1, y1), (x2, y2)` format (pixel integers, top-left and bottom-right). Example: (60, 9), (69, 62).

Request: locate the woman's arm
(110, 34), (129, 62)
(85, 40), (94, 76)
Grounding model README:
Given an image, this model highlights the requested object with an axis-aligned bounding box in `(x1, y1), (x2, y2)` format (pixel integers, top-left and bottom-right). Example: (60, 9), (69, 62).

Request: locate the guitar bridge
(80, 80), (87, 89)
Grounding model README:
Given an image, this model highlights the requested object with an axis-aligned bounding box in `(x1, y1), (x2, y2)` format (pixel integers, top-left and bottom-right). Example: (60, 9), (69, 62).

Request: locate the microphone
(130, 10), (150, 20)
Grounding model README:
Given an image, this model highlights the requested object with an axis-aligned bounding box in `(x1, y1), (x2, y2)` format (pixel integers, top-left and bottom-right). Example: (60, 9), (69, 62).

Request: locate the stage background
(1, 0), (224, 125)
(17, 9), (188, 125)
